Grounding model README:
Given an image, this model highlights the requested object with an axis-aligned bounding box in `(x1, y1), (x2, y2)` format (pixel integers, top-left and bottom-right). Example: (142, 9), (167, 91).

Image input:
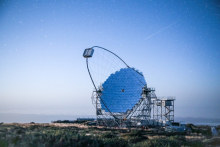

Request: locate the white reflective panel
(101, 68), (146, 113)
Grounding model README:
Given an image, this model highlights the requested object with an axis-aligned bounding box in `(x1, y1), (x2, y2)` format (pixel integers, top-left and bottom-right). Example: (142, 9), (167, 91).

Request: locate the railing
(157, 96), (176, 100)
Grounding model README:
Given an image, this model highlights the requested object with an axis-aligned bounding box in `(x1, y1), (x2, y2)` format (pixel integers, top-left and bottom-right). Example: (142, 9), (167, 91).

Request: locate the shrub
(0, 139), (8, 147)
(203, 137), (220, 146)
(11, 136), (21, 145)
(16, 129), (26, 134)
(97, 137), (128, 147)
(131, 137), (181, 147)
(100, 132), (116, 138)
(29, 125), (41, 130)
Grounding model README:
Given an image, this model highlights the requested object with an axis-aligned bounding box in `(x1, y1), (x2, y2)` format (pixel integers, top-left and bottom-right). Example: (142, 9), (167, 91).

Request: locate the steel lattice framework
(152, 98), (175, 126)
(91, 86), (158, 128)
(83, 46), (160, 128)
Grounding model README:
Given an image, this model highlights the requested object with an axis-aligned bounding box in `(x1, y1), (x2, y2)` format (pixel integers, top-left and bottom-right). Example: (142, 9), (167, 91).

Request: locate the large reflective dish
(101, 68), (146, 113)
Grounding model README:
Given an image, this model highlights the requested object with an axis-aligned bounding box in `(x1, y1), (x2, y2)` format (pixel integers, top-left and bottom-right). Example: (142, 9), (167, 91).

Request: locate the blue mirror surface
(101, 68), (146, 113)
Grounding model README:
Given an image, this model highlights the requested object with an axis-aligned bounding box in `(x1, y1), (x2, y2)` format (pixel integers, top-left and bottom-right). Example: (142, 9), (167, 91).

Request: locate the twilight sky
(0, 0), (220, 120)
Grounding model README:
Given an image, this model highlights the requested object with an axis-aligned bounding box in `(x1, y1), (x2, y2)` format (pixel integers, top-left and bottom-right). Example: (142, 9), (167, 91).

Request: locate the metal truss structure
(84, 46), (176, 128)
(153, 98), (175, 126)
(91, 89), (119, 127)
(91, 85), (158, 128)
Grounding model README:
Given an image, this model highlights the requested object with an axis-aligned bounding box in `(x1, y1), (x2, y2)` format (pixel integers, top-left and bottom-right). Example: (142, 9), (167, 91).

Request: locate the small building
(211, 126), (218, 136)
(165, 122), (192, 133)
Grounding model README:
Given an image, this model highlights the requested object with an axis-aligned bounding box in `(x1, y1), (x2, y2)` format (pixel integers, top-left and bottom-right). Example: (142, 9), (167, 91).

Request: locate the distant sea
(0, 113), (220, 126)
(192, 123), (220, 126)
(175, 117), (220, 126)
(0, 113), (96, 123)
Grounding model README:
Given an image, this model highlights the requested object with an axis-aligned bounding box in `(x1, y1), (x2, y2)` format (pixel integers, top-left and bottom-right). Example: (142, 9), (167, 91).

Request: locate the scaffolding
(153, 97), (175, 126)
(91, 86), (158, 128)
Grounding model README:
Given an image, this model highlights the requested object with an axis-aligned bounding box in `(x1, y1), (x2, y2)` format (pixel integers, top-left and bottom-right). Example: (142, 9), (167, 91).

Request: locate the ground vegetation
(0, 123), (219, 147)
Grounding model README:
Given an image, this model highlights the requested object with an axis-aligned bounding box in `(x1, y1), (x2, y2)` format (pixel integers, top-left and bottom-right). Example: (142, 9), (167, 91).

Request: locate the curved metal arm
(86, 58), (118, 120)
(92, 46), (129, 68)
(92, 46), (144, 76)
(86, 46), (145, 120)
